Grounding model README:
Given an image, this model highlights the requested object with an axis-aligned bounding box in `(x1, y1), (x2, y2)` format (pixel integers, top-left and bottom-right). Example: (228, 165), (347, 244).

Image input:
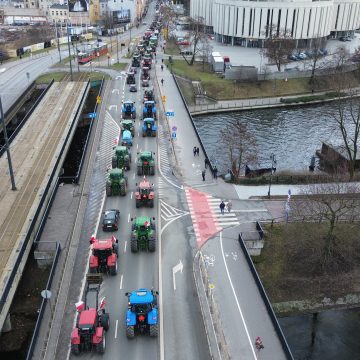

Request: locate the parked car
(319, 48), (328, 56)
(288, 53), (298, 61)
(102, 209), (120, 231)
(340, 36), (351, 42)
(297, 52), (307, 60)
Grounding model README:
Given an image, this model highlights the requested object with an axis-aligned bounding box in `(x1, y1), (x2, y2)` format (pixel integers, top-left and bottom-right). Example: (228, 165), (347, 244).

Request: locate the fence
(198, 252), (230, 360)
(237, 234), (294, 360)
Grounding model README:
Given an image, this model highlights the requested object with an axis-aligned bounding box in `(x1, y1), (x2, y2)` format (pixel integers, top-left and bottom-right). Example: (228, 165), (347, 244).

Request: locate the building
(190, 0), (360, 47)
(49, 3), (68, 23)
(2, 6), (46, 24)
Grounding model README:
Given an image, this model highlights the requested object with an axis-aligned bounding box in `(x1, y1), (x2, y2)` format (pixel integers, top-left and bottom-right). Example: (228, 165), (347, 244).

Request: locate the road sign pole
(0, 96), (16, 190)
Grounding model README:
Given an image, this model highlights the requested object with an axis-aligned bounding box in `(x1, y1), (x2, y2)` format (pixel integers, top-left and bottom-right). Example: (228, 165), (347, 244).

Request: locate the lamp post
(67, 21), (73, 81)
(116, 32), (119, 64)
(54, 20), (61, 63)
(267, 153), (276, 198)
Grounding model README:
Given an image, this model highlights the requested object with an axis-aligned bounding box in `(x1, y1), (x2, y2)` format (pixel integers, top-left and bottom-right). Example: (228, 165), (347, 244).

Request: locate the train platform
(0, 76), (89, 331)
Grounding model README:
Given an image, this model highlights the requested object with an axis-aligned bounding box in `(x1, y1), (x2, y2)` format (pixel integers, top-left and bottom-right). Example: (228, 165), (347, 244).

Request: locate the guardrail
(0, 80), (54, 157)
(238, 233), (294, 360)
(25, 242), (61, 360)
(256, 221), (264, 240)
(0, 79), (90, 316)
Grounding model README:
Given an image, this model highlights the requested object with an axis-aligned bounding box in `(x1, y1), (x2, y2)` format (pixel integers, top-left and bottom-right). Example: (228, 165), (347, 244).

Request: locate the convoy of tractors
(71, 9), (163, 355)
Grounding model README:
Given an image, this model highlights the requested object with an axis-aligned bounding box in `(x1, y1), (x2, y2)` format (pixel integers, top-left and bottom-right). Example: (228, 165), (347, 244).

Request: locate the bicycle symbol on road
(203, 254), (215, 267)
(225, 252), (238, 261)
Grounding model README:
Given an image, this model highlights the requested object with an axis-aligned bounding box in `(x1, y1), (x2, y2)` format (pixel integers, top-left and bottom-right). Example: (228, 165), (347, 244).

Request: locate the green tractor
(132, 54), (141, 67)
(121, 119), (135, 137)
(106, 168), (128, 196)
(112, 146), (131, 171)
(137, 151), (155, 176)
(130, 216), (156, 252)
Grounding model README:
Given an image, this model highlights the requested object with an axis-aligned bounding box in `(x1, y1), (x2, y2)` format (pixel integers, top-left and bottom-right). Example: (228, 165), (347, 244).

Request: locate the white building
(190, 0), (360, 47)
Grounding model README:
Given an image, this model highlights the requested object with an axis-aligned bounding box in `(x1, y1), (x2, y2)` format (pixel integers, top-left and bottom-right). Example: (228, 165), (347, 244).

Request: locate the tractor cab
(89, 236), (118, 275)
(112, 145), (131, 170)
(143, 101), (157, 120)
(122, 101), (136, 119)
(143, 56), (152, 69)
(126, 72), (135, 84)
(143, 89), (155, 102)
(141, 67), (150, 80)
(121, 129), (133, 146)
(135, 177), (154, 207)
(121, 119), (135, 136)
(132, 55), (141, 67)
(142, 117), (156, 137)
(106, 168), (128, 196)
(125, 288), (158, 337)
(145, 47), (153, 58)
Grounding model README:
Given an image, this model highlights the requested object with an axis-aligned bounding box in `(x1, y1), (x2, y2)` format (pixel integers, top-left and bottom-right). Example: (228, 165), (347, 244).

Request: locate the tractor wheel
(106, 183), (112, 196)
(89, 266), (97, 274)
(126, 325), (135, 339)
(109, 262), (118, 276)
(111, 157), (117, 169)
(96, 334), (106, 354)
(120, 182), (126, 196)
(152, 131), (156, 137)
(131, 238), (138, 253)
(149, 199), (154, 208)
(148, 238), (156, 252)
(149, 324), (158, 337)
(150, 166), (155, 175)
(113, 244), (119, 256)
(136, 200), (141, 208)
(142, 131), (146, 137)
(100, 313), (110, 331)
(125, 159), (130, 171)
(137, 166), (143, 176)
(71, 343), (80, 355)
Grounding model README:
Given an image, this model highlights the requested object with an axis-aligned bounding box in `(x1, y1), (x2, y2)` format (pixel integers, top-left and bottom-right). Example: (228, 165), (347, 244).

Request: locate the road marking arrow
(172, 260), (183, 291)
(112, 88), (120, 94)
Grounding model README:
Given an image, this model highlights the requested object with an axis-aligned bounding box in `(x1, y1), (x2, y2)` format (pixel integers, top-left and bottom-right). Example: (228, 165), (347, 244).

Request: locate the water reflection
(193, 103), (344, 173)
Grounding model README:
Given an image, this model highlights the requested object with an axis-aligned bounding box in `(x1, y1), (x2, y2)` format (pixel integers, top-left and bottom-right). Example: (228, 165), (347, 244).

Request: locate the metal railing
(256, 221), (264, 240)
(0, 80), (54, 157)
(238, 234), (294, 360)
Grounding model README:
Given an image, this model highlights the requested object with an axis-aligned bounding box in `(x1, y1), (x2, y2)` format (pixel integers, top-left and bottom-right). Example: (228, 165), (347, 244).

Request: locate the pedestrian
(255, 336), (264, 351)
(196, 147), (200, 156)
(193, 146), (197, 157)
(226, 200), (232, 213)
(161, 64), (164, 71)
(161, 58), (164, 64)
(213, 166), (218, 179)
(219, 201), (225, 214)
(161, 78), (164, 86)
(202, 170), (206, 181)
(204, 158), (209, 168)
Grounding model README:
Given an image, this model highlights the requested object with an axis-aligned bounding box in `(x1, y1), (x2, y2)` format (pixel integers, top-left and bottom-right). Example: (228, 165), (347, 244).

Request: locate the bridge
(0, 75), (89, 333)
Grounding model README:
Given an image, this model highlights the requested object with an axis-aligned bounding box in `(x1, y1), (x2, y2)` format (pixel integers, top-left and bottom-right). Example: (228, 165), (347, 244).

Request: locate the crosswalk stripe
(217, 221), (240, 226)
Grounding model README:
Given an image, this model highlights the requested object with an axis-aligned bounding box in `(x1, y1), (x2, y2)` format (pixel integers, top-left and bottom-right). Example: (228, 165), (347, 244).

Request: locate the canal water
(194, 103), (360, 359)
(193, 103), (349, 173)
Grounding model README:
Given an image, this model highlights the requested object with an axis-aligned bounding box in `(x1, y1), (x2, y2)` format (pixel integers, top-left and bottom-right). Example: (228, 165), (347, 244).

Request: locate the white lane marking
(114, 319), (118, 339)
(232, 209), (268, 213)
(127, 213), (130, 222)
(138, 131), (140, 137)
(120, 274), (123, 290)
(131, 191), (133, 199)
(124, 241), (127, 253)
(109, 105), (118, 111)
(136, 143), (139, 149)
(220, 232), (257, 359)
(112, 88), (120, 94)
(0, 68), (6, 73)
(133, 173), (135, 179)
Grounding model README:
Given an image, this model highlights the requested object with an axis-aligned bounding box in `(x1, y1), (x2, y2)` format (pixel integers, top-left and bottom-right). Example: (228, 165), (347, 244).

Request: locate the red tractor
(89, 235), (118, 275)
(135, 177), (155, 208)
(71, 274), (109, 355)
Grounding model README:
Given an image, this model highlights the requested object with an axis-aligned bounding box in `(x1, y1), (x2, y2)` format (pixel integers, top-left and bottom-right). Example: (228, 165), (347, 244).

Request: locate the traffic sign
(96, 95), (101, 104)
(171, 126), (177, 132)
(171, 132), (177, 138)
(41, 290), (52, 299)
(166, 111), (175, 117)
(89, 112), (96, 118)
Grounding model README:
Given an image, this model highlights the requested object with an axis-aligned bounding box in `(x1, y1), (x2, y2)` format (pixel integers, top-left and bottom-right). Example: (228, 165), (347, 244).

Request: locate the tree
(307, 37), (327, 87)
(220, 119), (258, 177)
(160, 3), (176, 40)
(262, 26), (294, 72)
(332, 45), (350, 72)
(293, 180), (360, 272)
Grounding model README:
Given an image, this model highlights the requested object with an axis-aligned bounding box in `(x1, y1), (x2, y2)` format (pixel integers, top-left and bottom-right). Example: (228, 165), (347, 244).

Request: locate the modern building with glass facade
(190, 0), (360, 47)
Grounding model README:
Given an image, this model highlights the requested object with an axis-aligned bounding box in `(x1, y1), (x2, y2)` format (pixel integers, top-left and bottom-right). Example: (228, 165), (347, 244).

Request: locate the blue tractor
(122, 100), (136, 119)
(142, 101), (157, 120)
(125, 288), (159, 338)
(142, 118), (157, 137)
(121, 129), (133, 147)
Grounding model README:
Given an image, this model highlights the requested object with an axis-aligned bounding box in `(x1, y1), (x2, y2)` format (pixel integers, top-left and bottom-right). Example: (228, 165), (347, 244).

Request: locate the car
(130, 84), (137, 92)
(288, 54), (298, 61)
(142, 21), (147, 25)
(297, 52), (307, 60)
(177, 40), (191, 46)
(319, 48), (328, 56)
(102, 209), (120, 231)
(142, 79), (149, 87)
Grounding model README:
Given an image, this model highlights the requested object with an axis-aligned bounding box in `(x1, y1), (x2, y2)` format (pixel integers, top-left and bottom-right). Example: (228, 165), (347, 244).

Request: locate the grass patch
(168, 59), (360, 101)
(36, 72), (67, 83)
(36, 71), (110, 84)
(110, 62), (128, 71)
(280, 91), (345, 104)
(164, 39), (180, 56)
(175, 76), (195, 105)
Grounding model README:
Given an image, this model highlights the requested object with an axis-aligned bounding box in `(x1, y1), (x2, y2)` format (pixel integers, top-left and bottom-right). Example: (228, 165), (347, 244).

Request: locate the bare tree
(262, 25), (295, 72)
(220, 119), (258, 177)
(160, 4), (176, 40)
(332, 45), (350, 72)
(293, 180), (360, 271)
(307, 37), (327, 87)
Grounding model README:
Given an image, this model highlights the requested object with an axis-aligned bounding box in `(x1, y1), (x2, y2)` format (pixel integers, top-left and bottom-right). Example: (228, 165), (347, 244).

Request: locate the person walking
(196, 147), (200, 156)
(219, 201), (225, 214)
(161, 58), (164, 64)
(213, 166), (218, 179)
(226, 200), (232, 213)
(161, 64), (164, 71)
(202, 170), (206, 181)
(204, 158), (209, 168)
(161, 78), (164, 86)
(193, 146), (197, 157)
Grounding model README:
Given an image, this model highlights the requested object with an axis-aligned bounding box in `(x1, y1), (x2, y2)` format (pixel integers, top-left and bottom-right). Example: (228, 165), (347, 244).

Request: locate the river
(193, 103), (348, 173)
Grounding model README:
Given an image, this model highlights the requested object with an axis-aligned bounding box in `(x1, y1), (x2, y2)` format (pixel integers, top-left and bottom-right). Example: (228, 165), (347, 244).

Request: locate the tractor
(126, 72), (136, 84)
(135, 177), (155, 208)
(121, 129), (133, 147)
(142, 101), (157, 120)
(130, 216), (156, 252)
(125, 288), (159, 338)
(142, 118), (157, 137)
(143, 56), (152, 69)
(89, 235), (118, 275)
(106, 168), (127, 196)
(112, 146), (131, 170)
(121, 119), (135, 137)
(132, 54), (141, 67)
(143, 89), (155, 102)
(145, 47), (153, 58)
(141, 67), (150, 80)
(137, 151), (155, 176)
(122, 100), (136, 119)
(71, 274), (109, 355)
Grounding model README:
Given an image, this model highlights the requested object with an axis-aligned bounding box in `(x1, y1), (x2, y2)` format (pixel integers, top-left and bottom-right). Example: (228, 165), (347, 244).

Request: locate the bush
(280, 92), (345, 104)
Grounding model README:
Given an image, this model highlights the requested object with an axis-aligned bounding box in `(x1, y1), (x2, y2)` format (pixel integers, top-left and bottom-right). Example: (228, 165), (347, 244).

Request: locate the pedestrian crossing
(205, 196), (240, 227)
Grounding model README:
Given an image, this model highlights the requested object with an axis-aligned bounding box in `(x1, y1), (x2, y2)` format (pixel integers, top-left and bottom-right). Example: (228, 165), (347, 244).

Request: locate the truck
(212, 56), (224, 72)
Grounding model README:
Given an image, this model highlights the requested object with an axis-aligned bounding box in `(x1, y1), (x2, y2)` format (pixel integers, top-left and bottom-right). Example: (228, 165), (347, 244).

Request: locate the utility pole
(67, 21), (73, 81)
(267, 153), (276, 198)
(116, 32), (119, 64)
(0, 96), (16, 190)
(55, 20), (61, 63)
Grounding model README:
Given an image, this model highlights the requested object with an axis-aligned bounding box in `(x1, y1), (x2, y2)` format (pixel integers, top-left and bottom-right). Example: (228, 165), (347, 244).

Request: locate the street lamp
(267, 153), (277, 198)
(66, 21), (73, 81)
